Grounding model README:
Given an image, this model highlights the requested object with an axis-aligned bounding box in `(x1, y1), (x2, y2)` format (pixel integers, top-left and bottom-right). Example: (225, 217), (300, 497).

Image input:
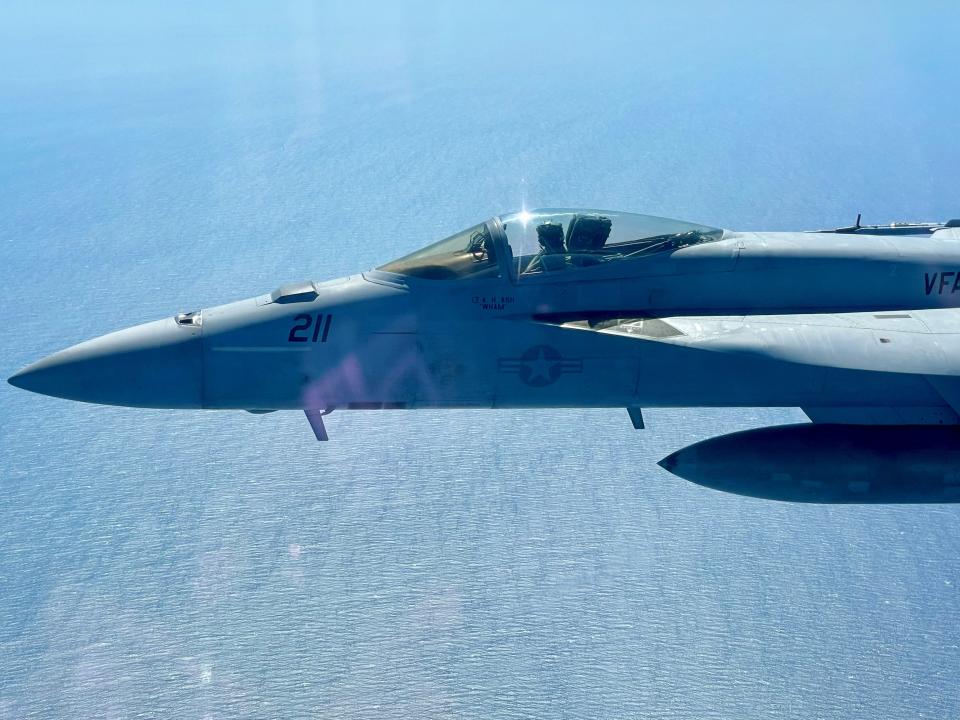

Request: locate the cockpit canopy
(500, 209), (723, 278)
(377, 209), (723, 281)
(377, 222), (500, 280)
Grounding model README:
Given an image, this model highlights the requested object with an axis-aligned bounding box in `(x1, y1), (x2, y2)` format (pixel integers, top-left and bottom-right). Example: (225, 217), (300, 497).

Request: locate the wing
(557, 307), (960, 424)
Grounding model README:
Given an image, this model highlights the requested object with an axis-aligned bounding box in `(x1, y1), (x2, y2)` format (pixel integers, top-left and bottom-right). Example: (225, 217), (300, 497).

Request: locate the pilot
(565, 214), (612, 266)
(524, 222), (566, 273)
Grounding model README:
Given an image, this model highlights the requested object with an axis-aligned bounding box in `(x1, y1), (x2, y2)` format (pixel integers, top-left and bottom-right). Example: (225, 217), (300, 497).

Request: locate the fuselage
(10, 211), (960, 418)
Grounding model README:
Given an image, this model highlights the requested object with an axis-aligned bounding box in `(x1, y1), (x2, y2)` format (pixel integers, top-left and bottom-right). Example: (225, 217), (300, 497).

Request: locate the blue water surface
(2, 2), (959, 717)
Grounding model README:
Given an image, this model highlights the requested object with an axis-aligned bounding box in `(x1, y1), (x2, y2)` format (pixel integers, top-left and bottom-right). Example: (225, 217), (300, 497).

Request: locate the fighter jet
(10, 208), (960, 501)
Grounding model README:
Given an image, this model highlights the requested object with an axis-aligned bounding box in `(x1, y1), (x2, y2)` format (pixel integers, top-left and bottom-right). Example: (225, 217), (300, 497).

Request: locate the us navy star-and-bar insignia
(497, 345), (583, 387)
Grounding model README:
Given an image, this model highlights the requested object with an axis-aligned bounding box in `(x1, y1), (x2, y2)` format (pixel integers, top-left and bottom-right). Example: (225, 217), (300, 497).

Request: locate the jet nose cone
(8, 367), (32, 390)
(8, 317), (203, 408)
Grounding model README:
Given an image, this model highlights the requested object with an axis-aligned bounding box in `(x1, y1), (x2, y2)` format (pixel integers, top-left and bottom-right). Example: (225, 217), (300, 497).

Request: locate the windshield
(500, 209), (723, 278)
(378, 222), (500, 280)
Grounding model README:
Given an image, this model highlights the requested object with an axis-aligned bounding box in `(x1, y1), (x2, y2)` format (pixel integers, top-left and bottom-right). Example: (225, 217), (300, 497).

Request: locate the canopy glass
(377, 209), (722, 280)
(500, 209), (723, 278)
(377, 222), (500, 280)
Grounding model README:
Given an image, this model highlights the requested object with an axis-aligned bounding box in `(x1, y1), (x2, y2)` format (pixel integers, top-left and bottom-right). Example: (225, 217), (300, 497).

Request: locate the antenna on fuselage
(831, 212), (863, 234)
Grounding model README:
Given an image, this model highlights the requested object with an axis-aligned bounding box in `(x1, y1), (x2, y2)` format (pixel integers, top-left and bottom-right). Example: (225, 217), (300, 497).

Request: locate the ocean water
(2, 2), (960, 717)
